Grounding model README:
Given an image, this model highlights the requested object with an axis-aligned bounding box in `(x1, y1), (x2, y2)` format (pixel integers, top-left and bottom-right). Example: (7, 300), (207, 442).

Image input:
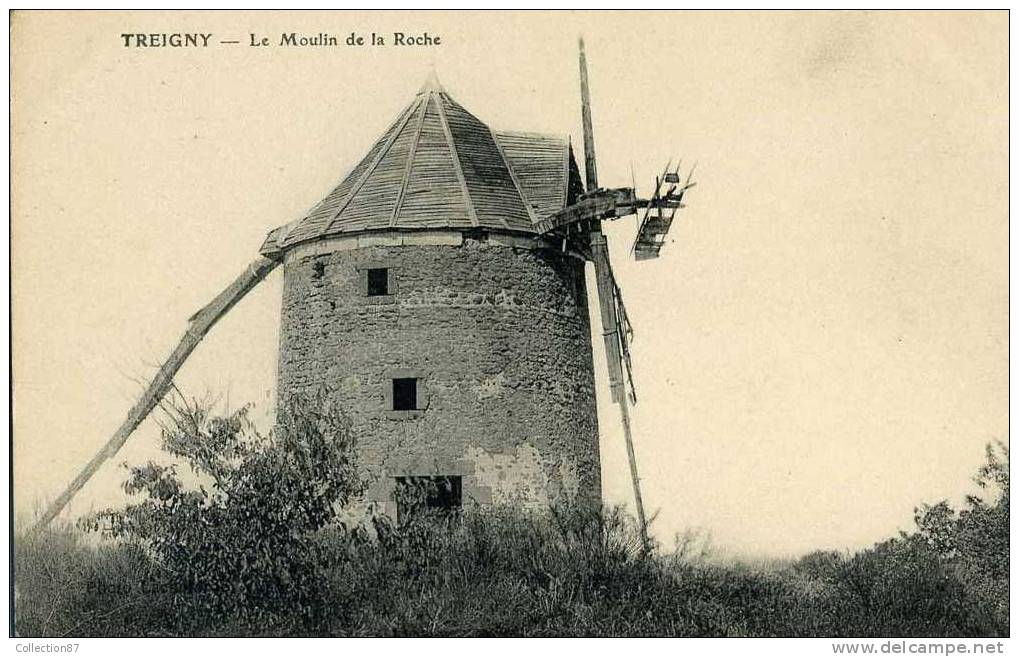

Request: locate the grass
(13, 504), (1007, 638)
(16, 402), (1006, 637)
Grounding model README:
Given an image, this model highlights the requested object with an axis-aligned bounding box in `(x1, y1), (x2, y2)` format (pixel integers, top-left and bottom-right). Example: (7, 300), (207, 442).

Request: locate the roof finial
(418, 69), (446, 95)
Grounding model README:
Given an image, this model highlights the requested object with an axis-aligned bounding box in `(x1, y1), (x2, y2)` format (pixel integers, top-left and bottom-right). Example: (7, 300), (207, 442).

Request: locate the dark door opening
(394, 475), (462, 523)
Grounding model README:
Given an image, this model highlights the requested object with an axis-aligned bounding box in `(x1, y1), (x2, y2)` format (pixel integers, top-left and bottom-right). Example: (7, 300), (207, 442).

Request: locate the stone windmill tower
(33, 42), (694, 543)
(260, 73), (599, 516)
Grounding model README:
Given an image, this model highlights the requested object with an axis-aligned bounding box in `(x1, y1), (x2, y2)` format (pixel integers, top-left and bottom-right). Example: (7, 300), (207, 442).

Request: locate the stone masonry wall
(278, 232), (601, 519)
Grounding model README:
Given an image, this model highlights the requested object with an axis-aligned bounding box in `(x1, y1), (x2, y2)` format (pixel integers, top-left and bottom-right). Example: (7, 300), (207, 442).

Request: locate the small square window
(367, 267), (389, 296)
(392, 377), (417, 411)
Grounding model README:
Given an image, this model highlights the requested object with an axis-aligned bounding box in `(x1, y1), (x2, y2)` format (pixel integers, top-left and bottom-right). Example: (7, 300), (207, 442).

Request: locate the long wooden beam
(26, 256), (280, 535)
(579, 37), (598, 192)
(534, 188), (643, 235)
(579, 37), (650, 550)
(535, 193), (614, 235)
(590, 236), (650, 550)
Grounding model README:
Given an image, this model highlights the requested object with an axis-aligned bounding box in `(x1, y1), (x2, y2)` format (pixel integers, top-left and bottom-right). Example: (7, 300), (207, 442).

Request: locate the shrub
(822, 537), (992, 636)
(798, 440), (1009, 637)
(79, 392), (363, 634)
(911, 440), (1009, 631)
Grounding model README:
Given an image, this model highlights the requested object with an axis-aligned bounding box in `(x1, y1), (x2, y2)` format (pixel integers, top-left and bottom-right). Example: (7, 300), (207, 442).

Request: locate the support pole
(579, 36), (650, 551)
(26, 256), (279, 535)
(590, 235), (650, 551)
(617, 380), (648, 547)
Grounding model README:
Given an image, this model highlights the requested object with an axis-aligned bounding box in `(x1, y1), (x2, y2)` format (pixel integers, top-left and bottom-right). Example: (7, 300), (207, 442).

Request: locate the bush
(788, 440), (1009, 637)
(821, 537), (993, 636)
(910, 440), (1009, 631)
(78, 392), (364, 634)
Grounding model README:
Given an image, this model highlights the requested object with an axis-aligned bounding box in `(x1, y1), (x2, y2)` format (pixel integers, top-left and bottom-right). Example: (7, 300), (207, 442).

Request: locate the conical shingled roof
(262, 75), (583, 255)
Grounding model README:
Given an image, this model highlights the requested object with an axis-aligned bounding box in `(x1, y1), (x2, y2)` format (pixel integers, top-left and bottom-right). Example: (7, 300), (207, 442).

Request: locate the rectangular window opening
(392, 377), (418, 411)
(395, 475), (463, 523)
(367, 267), (389, 296)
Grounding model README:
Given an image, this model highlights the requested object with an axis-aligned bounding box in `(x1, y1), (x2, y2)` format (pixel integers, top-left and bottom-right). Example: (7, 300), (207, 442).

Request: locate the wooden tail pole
(616, 377), (648, 549)
(26, 256), (279, 535)
(590, 238), (650, 551)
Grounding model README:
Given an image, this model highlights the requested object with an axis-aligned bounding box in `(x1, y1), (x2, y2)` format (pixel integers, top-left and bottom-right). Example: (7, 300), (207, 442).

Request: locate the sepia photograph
(8, 9), (1009, 642)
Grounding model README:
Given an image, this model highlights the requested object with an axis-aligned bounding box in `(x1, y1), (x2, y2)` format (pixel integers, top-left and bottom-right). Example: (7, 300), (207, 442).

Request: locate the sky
(11, 10), (1008, 557)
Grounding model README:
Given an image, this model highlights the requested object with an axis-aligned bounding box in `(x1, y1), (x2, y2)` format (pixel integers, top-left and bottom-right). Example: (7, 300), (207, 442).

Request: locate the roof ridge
(389, 94), (430, 227)
(446, 95), (538, 230)
(435, 92), (479, 227)
(491, 128), (539, 226)
(496, 130), (569, 142)
(321, 96), (422, 236)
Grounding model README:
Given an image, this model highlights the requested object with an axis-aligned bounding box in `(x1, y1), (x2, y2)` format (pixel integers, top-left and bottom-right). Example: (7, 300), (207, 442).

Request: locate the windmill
(28, 40), (695, 545)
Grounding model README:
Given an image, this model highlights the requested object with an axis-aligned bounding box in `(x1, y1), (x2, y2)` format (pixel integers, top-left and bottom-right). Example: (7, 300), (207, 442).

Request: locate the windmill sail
(632, 162), (695, 260)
